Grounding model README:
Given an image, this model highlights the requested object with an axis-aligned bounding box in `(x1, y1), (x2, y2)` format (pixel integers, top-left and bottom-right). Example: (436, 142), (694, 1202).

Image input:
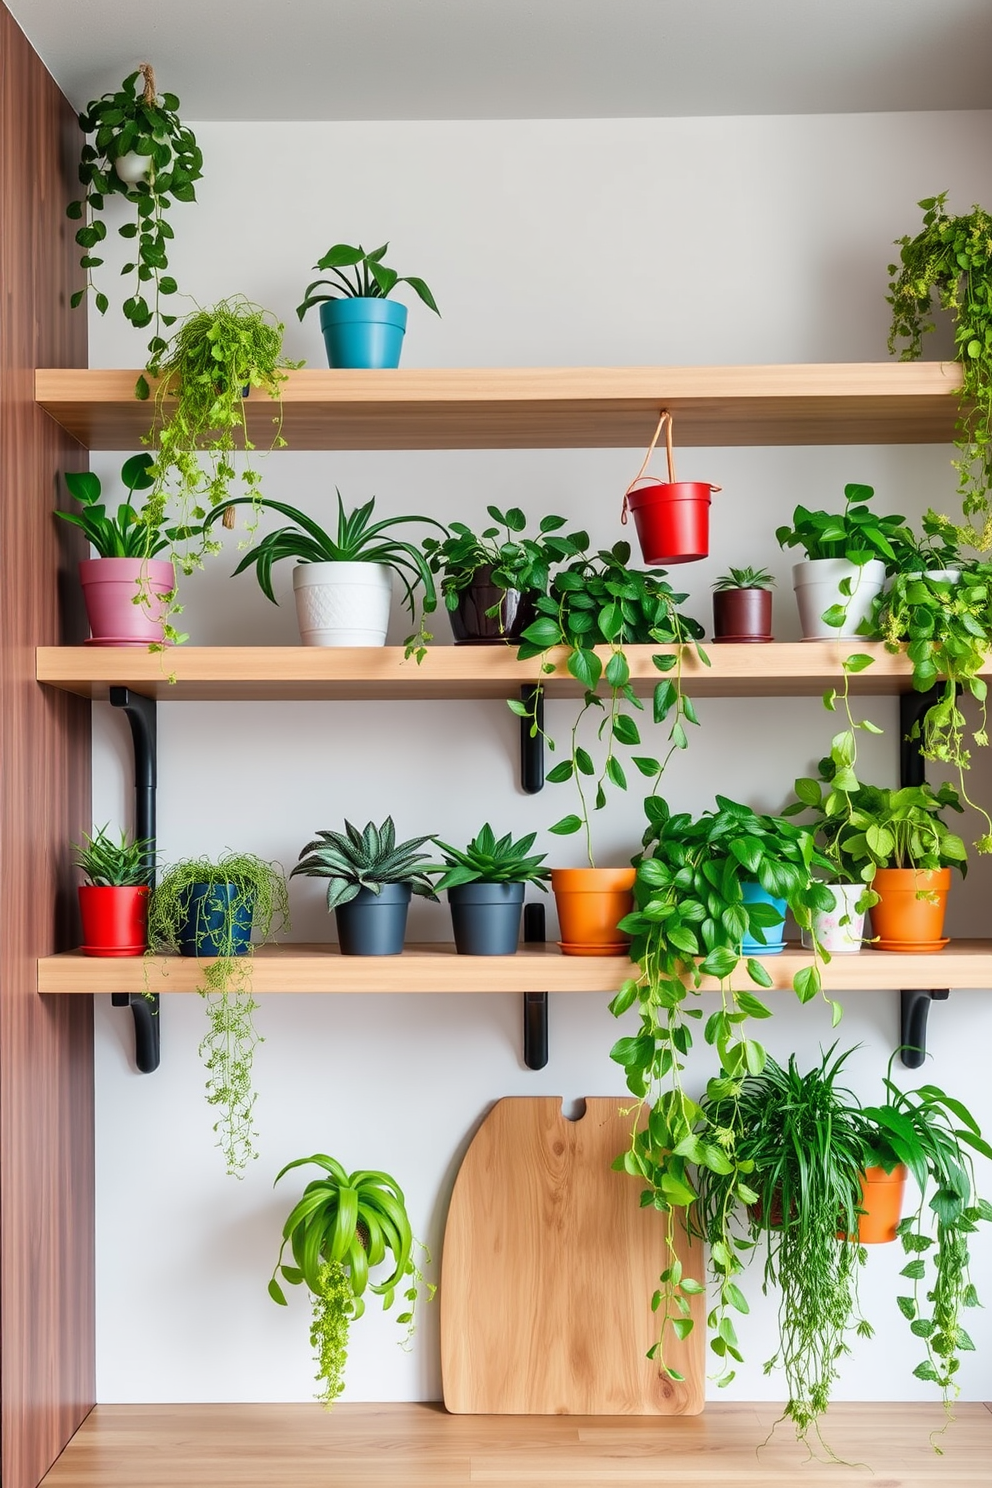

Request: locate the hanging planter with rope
(622, 409), (720, 564)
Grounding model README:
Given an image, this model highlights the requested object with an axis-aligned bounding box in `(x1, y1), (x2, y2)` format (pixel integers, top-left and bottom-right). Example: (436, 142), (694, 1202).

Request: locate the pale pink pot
(79, 558), (175, 645)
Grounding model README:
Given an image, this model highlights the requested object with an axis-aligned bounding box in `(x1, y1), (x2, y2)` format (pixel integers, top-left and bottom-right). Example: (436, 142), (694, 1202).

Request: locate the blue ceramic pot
(740, 882), (787, 955)
(177, 883), (254, 957)
(319, 298), (407, 369)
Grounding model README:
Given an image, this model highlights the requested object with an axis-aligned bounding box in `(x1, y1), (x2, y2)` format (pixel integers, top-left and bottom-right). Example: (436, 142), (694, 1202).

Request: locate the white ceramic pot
(292, 561), (392, 646)
(114, 150), (152, 184)
(802, 883), (866, 954)
(792, 558), (886, 640)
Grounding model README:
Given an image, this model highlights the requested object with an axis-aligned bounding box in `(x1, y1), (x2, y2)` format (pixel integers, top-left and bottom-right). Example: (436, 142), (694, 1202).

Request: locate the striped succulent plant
(291, 816), (439, 910)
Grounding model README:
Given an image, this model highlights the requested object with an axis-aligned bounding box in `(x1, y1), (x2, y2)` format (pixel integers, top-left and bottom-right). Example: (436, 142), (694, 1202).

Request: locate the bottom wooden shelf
(36, 940), (992, 994)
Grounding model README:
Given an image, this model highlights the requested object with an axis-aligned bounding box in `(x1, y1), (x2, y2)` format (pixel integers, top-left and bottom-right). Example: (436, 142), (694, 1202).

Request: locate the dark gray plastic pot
(334, 883), (412, 955)
(448, 881), (525, 955)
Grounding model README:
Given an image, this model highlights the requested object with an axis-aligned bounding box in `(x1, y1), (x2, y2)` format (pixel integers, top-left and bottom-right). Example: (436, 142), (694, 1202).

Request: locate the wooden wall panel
(0, 6), (94, 1487)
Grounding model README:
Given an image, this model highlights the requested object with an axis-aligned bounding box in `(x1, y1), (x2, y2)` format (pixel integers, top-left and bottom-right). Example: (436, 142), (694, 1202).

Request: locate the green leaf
(793, 965), (820, 1004)
(549, 815), (583, 836)
(897, 1295), (917, 1321)
(744, 958), (774, 989)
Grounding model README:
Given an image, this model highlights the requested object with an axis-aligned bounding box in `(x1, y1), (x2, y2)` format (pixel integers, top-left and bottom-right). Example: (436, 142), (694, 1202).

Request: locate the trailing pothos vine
(608, 795), (835, 1386)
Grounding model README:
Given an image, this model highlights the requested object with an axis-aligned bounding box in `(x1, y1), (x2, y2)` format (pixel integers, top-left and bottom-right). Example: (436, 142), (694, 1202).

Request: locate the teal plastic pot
(740, 882), (787, 955)
(448, 881), (525, 955)
(319, 298), (408, 369)
(177, 884), (254, 957)
(334, 883), (411, 955)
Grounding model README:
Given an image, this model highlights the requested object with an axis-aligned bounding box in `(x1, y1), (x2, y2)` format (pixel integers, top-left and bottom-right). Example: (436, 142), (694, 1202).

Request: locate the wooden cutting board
(441, 1097), (704, 1415)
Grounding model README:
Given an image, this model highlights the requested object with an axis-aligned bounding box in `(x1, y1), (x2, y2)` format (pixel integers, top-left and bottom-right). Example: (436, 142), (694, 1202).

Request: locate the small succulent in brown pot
(711, 566), (774, 643)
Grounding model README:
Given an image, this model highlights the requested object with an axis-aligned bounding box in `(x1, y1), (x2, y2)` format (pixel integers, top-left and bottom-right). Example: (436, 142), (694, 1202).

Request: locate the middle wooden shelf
(37, 940), (992, 995)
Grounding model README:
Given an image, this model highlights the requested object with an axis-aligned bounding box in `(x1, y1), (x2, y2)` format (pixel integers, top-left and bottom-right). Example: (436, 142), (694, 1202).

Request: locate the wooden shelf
(35, 362), (963, 451)
(36, 641), (983, 702)
(37, 940), (992, 995)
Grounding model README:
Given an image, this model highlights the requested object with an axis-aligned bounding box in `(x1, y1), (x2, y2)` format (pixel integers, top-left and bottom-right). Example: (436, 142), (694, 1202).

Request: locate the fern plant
(291, 818), (438, 909)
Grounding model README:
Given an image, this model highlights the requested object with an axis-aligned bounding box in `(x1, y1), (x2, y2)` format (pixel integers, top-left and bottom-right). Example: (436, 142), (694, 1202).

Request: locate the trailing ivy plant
(148, 852), (289, 1176)
(887, 193), (992, 546)
(511, 540), (707, 865)
(608, 794), (835, 1389)
(422, 507), (582, 613)
(67, 64), (202, 369)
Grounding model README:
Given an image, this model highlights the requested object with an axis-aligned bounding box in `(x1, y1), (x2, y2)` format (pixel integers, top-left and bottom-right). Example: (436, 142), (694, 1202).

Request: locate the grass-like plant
(711, 567), (775, 590)
(269, 1153), (433, 1404)
(429, 824), (550, 890)
(291, 818), (438, 910)
(149, 851), (289, 1176)
(73, 825), (154, 886)
(296, 241), (439, 321)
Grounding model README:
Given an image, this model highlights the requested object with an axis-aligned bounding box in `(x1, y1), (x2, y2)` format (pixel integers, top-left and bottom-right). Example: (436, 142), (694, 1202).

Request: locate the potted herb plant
(206, 492), (444, 660)
(269, 1153), (433, 1402)
(66, 64), (202, 370)
(429, 824), (549, 955)
(148, 852), (289, 1176)
(422, 507), (581, 645)
(296, 241), (439, 369)
(74, 825), (154, 956)
(775, 482), (914, 639)
(609, 794), (836, 1391)
(291, 817), (438, 956)
(56, 454), (201, 645)
(711, 566), (774, 643)
(887, 193), (992, 544)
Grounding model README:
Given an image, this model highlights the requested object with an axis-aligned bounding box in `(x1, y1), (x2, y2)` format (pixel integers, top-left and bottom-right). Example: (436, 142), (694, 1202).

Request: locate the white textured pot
(803, 883), (866, 954)
(793, 558), (886, 640)
(292, 561), (392, 646)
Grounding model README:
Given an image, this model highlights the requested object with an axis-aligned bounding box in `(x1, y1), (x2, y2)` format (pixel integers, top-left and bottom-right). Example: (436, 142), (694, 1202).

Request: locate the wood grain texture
(35, 1402), (992, 1486)
(35, 361), (964, 450)
(0, 7), (94, 1486)
(442, 1098), (704, 1414)
(36, 940), (992, 995)
(36, 640), (987, 702)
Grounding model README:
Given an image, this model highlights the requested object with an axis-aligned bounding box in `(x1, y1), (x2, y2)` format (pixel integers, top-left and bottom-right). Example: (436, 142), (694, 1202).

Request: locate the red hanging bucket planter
(622, 409), (720, 565)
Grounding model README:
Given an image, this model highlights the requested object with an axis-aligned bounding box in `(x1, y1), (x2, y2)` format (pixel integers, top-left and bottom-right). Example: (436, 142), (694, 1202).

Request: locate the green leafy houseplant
(296, 242), (439, 321)
(268, 1154), (433, 1403)
(887, 193), (992, 545)
(148, 852), (289, 1176)
(205, 492), (444, 660)
(291, 818), (438, 910)
(73, 825), (153, 886)
(775, 483), (914, 570)
(57, 453), (202, 560)
(429, 824), (550, 890)
(422, 507), (579, 612)
(861, 1070), (992, 1437)
(608, 794), (836, 1388)
(66, 63), (202, 367)
(511, 539), (707, 864)
(695, 1048), (873, 1451)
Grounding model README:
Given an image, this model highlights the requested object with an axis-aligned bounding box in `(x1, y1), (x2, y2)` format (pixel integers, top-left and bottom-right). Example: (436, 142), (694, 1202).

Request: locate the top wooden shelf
(35, 363), (964, 451)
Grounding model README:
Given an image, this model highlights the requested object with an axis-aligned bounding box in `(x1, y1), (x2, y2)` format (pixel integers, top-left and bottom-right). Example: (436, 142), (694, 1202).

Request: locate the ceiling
(7, 0), (992, 121)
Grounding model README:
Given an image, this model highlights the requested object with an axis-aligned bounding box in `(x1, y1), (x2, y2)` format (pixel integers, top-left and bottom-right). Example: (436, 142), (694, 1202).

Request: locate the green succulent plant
(268, 1153), (433, 1404)
(296, 241), (439, 320)
(429, 824), (550, 890)
(291, 818), (439, 911)
(73, 825), (154, 886)
(711, 567), (775, 590)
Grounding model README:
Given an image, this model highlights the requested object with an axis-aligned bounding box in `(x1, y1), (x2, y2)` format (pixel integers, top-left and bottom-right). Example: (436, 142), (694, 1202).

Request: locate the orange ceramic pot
(841, 1165), (907, 1244)
(551, 867), (636, 955)
(869, 868), (951, 951)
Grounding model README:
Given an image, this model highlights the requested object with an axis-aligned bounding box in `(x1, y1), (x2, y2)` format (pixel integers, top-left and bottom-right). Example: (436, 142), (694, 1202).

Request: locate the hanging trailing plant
(66, 63), (203, 370)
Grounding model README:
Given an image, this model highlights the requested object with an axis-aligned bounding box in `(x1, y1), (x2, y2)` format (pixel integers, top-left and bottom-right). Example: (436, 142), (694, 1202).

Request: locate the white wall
(88, 112), (992, 1405)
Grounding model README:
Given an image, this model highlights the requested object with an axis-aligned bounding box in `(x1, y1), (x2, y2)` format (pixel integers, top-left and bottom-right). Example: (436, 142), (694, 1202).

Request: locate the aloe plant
(72, 825), (154, 886)
(291, 817), (438, 910)
(429, 824), (550, 890)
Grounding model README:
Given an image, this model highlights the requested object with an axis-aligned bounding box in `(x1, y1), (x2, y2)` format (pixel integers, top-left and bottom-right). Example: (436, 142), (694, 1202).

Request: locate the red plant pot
(78, 885), (149, 956)
(625, 481), (714, 565)
(79, 557), (175, 646)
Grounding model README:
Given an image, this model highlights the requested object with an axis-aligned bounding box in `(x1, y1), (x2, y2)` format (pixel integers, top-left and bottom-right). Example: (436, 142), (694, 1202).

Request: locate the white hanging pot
(114, 150), (152, 185)
(802, 883), (866, 954)
(792, 558), (886, 640)
(292, 561), (393, 646)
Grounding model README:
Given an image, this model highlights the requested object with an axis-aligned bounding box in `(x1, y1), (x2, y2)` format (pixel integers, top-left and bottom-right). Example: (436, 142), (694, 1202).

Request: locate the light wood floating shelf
(37, 940), (992, 995)
(36, 641), (987, 702)
(35, 362), (963, 451)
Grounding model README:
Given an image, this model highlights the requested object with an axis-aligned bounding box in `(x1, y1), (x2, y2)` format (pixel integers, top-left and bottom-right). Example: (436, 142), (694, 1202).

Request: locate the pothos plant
(148, 851), (289, 1176)
(67, 64), (202, 369)
(511, 540), (707, 865)
(608, 794), (835, 1388)
(422, 507), (580, 612)
(887, 193), (992, 546)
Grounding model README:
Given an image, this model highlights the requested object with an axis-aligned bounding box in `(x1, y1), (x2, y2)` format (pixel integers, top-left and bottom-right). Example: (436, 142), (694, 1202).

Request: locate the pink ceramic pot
(79, 558), (175, 646)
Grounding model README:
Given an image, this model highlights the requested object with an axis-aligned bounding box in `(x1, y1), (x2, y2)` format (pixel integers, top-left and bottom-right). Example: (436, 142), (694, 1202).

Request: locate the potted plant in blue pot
(429, 824), (550, 955)
(296, 241), (439, 369)
(291, 817), (438, 955)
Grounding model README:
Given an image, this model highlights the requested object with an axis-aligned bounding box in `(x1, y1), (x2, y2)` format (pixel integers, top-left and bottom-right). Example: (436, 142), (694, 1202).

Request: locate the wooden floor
(39, 1402), (992, 1487)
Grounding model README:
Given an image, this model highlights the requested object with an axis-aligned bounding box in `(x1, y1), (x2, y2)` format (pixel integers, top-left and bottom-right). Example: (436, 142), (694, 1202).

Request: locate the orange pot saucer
(557, 941), (630, 957)
(873, 937), (949, 953)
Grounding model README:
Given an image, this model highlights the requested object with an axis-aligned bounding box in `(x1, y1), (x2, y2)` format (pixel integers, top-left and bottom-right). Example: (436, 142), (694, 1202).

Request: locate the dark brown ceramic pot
(448, 565), (537, 644)
(712, 587), (773, 643)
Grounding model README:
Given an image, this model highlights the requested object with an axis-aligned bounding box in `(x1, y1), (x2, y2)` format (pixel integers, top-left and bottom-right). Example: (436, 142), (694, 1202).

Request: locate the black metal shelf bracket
(897, 684), (949, 1068)
(520, 685), (544, 794)
(523, 901), (548, 1070)
(109, 687), (160, 1074)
